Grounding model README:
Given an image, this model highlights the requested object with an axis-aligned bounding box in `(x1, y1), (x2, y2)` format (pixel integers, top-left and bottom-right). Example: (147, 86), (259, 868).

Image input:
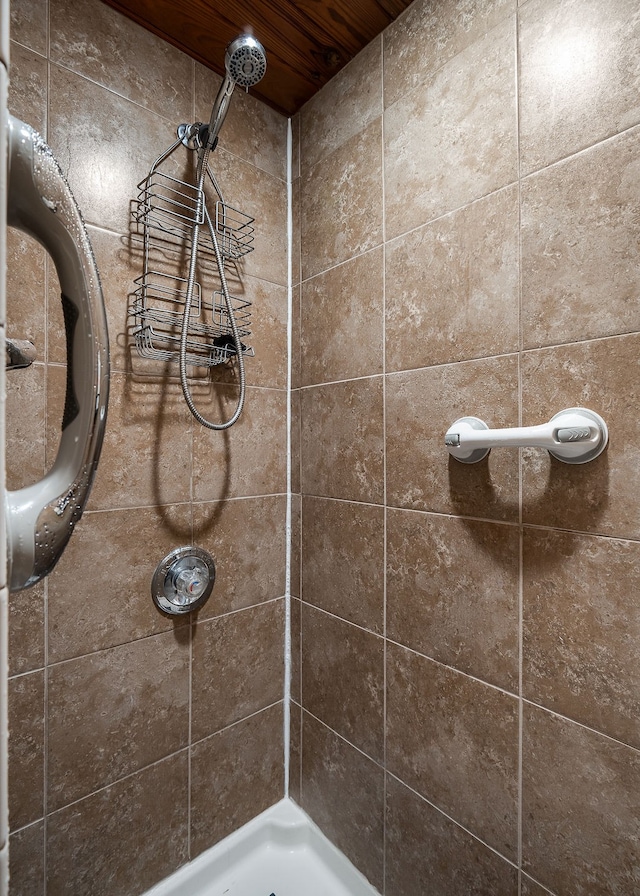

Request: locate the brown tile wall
(295, 0), (640, 894)
(7, 0), (640, 893)
(6, 0), (287, 893)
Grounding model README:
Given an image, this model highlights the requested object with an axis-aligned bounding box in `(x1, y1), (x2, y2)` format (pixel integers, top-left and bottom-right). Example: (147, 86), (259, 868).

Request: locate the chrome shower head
(204, 34), (267, 152)
(225, 35), (267, 88)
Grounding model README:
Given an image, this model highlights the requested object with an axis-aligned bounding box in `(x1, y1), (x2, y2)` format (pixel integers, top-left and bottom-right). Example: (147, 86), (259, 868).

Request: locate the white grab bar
(445, 407), (608, 465)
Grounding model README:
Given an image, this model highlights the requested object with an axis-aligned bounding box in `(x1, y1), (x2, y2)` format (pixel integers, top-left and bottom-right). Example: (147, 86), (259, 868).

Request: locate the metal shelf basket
(130, 151), (255, 368)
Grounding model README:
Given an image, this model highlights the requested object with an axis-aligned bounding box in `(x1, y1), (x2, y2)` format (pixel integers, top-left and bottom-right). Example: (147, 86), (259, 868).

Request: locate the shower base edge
(142, 798), (381, 896)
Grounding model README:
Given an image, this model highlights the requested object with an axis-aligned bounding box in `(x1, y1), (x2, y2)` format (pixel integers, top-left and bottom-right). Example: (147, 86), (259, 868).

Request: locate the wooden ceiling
(101, 0), (415, 116)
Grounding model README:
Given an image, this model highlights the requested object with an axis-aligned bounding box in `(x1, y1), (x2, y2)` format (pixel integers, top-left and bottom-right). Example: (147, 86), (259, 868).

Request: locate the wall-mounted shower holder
(445, 407), (608, 464)
(130, 146), (255, 368)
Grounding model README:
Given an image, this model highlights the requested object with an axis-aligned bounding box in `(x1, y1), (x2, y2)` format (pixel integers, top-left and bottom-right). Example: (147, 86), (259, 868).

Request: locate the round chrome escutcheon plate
(152, 546), (216, 615)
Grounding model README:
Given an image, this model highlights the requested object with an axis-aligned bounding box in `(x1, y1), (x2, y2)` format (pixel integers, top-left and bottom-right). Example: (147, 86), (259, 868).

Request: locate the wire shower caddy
(130, 138), (255, 368)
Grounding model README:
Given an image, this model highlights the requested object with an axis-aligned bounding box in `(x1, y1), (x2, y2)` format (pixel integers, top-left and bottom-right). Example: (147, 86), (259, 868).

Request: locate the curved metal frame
(5, 115), (110, 591)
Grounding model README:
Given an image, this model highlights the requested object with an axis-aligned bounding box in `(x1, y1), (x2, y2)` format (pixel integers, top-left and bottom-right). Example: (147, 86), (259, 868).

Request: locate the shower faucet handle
(445, 407), (608, 465)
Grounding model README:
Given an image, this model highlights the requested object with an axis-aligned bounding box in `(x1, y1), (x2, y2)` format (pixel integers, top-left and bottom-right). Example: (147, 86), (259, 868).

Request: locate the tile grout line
(299, 705), (521, 877)
(84, 493), (290, 513)
(20, 651), (640, 772)
(36, 596), (287, 672)
(521, 116), (640, 181)
(386, 769), (520, 872)
(38, 701), (286, 825)
(45, 55), (287, 185)
(380, 26), (388, 894)
(515, 5), (524, 892)
(291, 495), (640, 549)
(297, 328), (640, 392)
(297, 123), (305, 809)
(283, 114), (293, 800)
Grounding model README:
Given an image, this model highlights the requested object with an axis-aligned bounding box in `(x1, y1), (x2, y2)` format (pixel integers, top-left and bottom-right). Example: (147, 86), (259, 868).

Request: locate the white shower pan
(143, 798), (381, 896)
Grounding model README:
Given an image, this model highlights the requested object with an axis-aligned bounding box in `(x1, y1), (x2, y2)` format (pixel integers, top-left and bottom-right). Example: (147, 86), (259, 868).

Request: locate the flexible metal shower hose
(179, 144), (246, 430)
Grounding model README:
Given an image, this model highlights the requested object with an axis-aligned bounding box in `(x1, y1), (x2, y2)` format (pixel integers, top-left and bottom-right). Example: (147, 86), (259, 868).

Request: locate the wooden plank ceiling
(100, 0), (415, 116)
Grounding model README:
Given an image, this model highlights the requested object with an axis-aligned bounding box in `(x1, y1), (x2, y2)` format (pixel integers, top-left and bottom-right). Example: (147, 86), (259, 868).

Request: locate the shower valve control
(152, 546), (216, 615)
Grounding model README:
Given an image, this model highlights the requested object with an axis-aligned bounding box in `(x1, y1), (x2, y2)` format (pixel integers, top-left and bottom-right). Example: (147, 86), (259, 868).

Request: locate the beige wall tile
(291, 113), (300, 181)
(383, 0), (517, 110)
(87, 226), (144, 374)
(48, 64), (178, 235)
(301, 713), (384, 891)
(47, 633), (189, 810)
(194, 66), (222, 127)
(10, 0), (47, 55)
(191, 600), (284, 741)
(192, 495), (287, 618)
(387, 642), (519, 859)
(46, 753), (189, 896)
(521, 335), (640, 538)
(301, 605), (384, 762)
(386, 775), (519, 895)
(291, 387), (301, 494)
(523, 528), (640, 749)
(521, 877), (556, 896)
(290, 493), (301, 598)
(240, 275), (288, 389)
(190, 704), (284, 857)
(384, 17), (517, 241)
(291, 281), (301, 389)
(522, 704), (640, 895)
(6, 229), (46, 352)
(192, 386), (287, 501)
(300, 377), (384, 504)
(301, 247), (384, 385)
(387, 509), (519, 690)
(300, 37), (382, 172)
(385, 185), (519, 371)
(44, 258), (65, 367)
(6, 363), (45, 492)
(47, 505), (191, 663)
(522, 127), (640, 349)
(209, 147), (288, 288)
(300, 118), (383, 280)
(386, 356), (520, 519)
(519, 0), (640, 173)
(8, 42), (47, 133)
(9, 670), (44, 829)
(290, 596), (301, 703)
(302, 496), (384, 633)
(9, 582), (45, 676)
(50, 0), (192, 123)
(292, 176), (301, 287)
(9, 821), (45, 896)
(69, 370), (193, 511)
(289, 701), (302, 802)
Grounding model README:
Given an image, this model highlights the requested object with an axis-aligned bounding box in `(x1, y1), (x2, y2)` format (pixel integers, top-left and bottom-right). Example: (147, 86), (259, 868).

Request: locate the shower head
(225, 35), (267, 88)
(204, 34), (267, 151)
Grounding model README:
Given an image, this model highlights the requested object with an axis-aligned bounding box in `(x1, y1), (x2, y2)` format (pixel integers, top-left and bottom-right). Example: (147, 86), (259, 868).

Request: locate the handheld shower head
(204, 34), (267, 151)
(225, 35), (267, 88)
